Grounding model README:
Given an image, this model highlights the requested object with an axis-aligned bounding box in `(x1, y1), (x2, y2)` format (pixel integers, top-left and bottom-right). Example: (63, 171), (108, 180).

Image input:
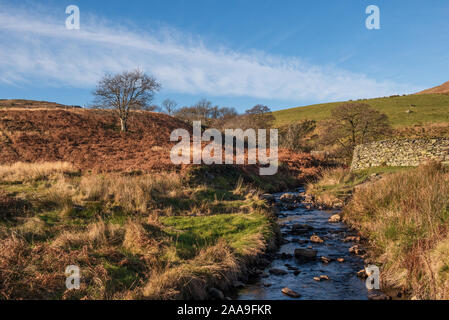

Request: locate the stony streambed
(238, 188), (376, 300)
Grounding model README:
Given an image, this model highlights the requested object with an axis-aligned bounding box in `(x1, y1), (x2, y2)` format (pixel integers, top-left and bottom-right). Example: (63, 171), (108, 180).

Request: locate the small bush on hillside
(279, 120), (316, 152)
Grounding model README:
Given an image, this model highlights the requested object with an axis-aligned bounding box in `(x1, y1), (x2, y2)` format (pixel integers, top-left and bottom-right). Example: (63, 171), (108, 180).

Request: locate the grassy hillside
(274, 94), (449, 127)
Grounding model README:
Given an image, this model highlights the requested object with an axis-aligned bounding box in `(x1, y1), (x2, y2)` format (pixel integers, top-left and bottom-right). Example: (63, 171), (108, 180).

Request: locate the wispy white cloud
(0, 3), (419, 102)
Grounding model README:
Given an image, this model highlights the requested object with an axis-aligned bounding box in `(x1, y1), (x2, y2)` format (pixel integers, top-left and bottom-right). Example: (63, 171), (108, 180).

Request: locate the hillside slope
(273, 94), (449, 127)
(0, 108), (191, 172)
(0, 102), (323, 178)
(416, 81), (449, 95)
(0, 99), (72, 109)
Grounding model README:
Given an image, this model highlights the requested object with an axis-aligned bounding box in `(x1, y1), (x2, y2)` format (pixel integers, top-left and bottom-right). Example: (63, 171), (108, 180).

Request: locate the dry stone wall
(351, 138), (449, 170)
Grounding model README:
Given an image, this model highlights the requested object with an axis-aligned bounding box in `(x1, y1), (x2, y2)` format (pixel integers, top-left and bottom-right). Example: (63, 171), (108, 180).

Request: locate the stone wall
(351, 138), (449, 170)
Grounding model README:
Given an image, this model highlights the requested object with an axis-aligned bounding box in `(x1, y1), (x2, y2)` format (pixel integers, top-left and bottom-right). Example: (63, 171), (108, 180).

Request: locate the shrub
(279, 120), (316, 152)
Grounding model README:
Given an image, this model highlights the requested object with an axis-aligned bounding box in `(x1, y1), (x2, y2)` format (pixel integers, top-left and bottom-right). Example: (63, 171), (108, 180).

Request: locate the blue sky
(0, 0), (448, 112)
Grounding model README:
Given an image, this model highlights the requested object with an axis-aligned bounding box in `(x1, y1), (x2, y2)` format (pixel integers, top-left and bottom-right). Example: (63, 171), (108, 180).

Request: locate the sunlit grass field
(274, 94), (449, 127)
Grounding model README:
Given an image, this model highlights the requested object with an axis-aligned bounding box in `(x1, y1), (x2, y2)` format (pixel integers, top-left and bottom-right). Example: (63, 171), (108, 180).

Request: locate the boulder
(357, 269), (368, 279)
(343, 236), (361, 243)
(321, 256), (332, 264)
(367, 291), (391, 300)
(313, 275), (330, 281)
(292, 223), (313, 231)
(349, 245), (366, 256)
(280, 193), (297, 202)
(208, 287), (225, 300)
(328, 214), (341, 223)
(269, 268), (288, 276)
(290, 224), (313, 235)
(281, 287), (301, 298)
(294, 248), (318, 260)
(310, 235), (324, 243)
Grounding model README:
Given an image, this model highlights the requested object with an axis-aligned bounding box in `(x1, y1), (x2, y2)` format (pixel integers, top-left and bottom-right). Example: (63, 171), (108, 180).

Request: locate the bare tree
(244, 104), (275, 129)
(217, 107), (238, 121)
(174, 99), (212, 123)
(280, 120), (316, 152)
(195, 99), (213, 120)
(318, 103), (392, 159)
(162, 99), (178, 115)
(93, 69), (161, 132)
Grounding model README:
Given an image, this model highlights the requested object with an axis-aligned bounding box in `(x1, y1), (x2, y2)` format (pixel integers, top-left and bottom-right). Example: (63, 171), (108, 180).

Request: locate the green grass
(103, 261), (140, 291)
(273, 94), (449, 127)
(307, 166), (414, 206)
(160, 212), (273, 259)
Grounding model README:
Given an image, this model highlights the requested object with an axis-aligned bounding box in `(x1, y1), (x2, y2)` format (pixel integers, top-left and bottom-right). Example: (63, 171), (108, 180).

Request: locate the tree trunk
(120, 118), (128, 132)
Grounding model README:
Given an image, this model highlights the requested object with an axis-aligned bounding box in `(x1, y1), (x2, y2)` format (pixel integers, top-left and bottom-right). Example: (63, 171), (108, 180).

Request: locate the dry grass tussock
(17, 169), (185, 216)
(0, 161), (76, 181)
(77, 173), (184, 213)
(0, 218), (167, 299)
(142, 240), (240, 300)
(314, 167), (349, 186)
(344, 161), (449, 299)
(142, 226), (269, 300)
(0, 233), (84, 299)
(52, 220), (124, 249)
(123, 219), (164, 256)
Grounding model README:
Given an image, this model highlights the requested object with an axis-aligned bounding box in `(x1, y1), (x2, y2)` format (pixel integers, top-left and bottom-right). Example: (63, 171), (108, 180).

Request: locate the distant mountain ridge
(416, 81), (449, 95)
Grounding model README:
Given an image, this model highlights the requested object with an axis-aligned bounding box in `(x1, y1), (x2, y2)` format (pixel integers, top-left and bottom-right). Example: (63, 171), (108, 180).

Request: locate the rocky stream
(237, 188), (388, 300)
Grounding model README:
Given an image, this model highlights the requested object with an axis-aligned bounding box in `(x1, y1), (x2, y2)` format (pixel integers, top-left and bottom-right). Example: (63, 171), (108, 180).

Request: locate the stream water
(238, 188), (369, 300)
